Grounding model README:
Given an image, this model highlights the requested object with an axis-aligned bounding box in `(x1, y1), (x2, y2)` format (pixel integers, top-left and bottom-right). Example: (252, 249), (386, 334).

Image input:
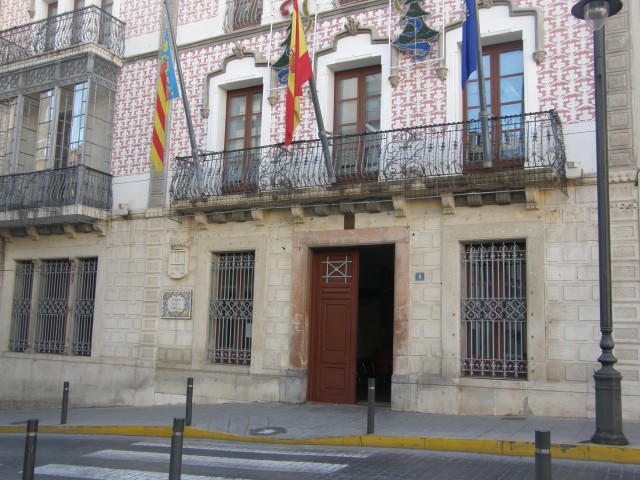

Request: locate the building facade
(0, 0), (638, 420)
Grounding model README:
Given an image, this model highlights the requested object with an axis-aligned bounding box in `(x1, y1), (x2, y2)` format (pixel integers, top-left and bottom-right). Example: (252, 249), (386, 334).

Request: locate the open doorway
(356, 245), (395, 404)
(308, 244), (395, 404)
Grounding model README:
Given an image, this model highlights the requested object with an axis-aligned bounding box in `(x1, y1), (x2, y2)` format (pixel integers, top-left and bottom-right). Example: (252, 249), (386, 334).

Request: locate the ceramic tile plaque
(162, 290), (192, 319)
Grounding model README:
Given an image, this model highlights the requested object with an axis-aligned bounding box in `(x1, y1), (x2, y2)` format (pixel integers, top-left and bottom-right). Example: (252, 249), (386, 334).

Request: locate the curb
(1, 425), (639, 464)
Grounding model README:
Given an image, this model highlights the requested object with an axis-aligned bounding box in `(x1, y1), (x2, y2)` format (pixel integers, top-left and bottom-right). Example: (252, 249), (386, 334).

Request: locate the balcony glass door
(334, 66), (381, 182)
(45, 2), (59, 51)
(223, 86), (262, 193)
(464, 42), (524, 171)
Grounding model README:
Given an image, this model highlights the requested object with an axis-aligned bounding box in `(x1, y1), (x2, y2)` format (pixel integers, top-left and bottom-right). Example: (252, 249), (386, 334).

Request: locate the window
(208, 252), (255, 365)
(3, 81), (114, 174)
(226, 0), (262, 31)
(55, 83), (88, 168)
(72, 1), (86, 44)
(101, 0), (113, 14)
(461, 242), (527, 379)
(99, 0), (115, 46)
(8, 258), (98, 356)
(333, 66), (381, 180)
(21, 84), (87, 171)
(223, 86), (262, 192)
(0, 98), (17, 176)
(46, 2), (59, 51)
(464, 42), (524, 169)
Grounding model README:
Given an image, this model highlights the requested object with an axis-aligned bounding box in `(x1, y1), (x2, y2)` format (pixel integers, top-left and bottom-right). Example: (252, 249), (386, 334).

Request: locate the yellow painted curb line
(0, 425), (638, 465)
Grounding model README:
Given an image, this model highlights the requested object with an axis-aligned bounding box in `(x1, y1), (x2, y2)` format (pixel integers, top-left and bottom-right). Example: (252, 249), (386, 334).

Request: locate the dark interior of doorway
(356, 245), (394, 404)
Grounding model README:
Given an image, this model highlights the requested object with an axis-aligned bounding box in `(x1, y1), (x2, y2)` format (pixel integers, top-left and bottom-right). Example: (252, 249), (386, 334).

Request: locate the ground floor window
(8, 257), (98, 356)
(461, 241), (527, 378)
(208, 252), (255, 365)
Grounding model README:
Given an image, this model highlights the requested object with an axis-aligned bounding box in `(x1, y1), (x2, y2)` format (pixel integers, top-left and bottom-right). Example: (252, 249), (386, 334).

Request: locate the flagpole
(308, 75), (336, 184)
(162, 0), (205, 195)
(473, 0), (492, 168)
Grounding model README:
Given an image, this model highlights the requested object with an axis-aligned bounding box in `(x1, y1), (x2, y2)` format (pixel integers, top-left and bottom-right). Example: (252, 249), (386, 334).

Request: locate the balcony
(224, 0), (263, 32)
(170, 111), (566, 219)
(0, 166), (111, 231)
(0, 6), (124, 67)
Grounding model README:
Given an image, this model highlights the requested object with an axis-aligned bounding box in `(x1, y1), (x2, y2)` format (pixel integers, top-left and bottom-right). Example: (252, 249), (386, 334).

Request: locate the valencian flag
(150, 31), (180, 171)
(284, 0), (313, 145)
(461, 0), (478, 89)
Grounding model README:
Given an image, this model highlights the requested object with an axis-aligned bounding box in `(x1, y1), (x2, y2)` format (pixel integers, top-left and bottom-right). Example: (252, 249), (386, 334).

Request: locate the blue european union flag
(162, 31), (180, 100)
(461, 0), (478, 90)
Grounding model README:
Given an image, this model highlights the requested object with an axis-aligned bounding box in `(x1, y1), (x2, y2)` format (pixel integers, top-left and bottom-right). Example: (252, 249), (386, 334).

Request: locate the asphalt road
(1, 434), (640, 479)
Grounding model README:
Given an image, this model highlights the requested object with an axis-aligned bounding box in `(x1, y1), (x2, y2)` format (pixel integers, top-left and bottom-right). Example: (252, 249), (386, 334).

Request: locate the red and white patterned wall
(110, 0), (594, 177)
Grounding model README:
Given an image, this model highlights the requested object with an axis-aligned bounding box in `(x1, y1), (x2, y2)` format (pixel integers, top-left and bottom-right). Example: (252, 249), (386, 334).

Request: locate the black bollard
(60, 381), (69, 425)
(22, 419), (38, 480)
(185, 377), (193, 427)
(169, 418), (185, 480)
(367, 377), (375, 434)
(535, 430), (552, 480)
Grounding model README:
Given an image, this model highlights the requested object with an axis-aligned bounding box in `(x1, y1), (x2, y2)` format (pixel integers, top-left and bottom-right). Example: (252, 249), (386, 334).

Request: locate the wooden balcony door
(223, 85), (262, 193)
(45, 2), (59, 51)
(463, 41), (524, 171)
(309, 250), (360, 404)
(333, 66), (381, 182)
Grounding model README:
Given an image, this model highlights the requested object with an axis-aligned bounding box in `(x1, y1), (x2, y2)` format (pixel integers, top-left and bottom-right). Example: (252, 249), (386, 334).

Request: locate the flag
(284, 0), (313, 146)
(150, 31), (180, 171)
(461, 0), (478, 90)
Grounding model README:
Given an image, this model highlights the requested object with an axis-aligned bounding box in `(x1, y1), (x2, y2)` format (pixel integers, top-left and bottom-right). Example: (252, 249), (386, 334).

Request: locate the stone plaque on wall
(168, 249), (188, 279)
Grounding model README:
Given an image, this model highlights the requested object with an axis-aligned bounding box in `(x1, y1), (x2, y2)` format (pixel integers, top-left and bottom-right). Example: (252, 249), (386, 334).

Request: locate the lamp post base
(591, 367), (628, 445)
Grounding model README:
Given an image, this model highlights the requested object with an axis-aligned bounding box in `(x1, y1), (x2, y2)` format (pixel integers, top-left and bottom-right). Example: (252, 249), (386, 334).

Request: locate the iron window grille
(34, 259), (72, 354)
(208, 252), (255, 365)
(73, 258), (97, 356)
(8, 257), (98, 355)
(8, 261), (34, 352)
(461, 242), (527, 379)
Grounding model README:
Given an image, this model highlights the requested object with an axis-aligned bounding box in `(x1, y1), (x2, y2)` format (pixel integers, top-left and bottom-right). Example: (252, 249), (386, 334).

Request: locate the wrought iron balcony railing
(171, 110), (566, 211)
(224, 0), (263, 32)
(0, 6), (125, 66)
(0, 165), (112, 214)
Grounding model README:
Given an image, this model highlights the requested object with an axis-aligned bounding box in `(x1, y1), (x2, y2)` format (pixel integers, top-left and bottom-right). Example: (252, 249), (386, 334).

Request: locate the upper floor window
(0, 99), (17, 176)
(333, 66), (381, 180)
(226, 0), (262, 31)
(101, 0), (113, 14)
(48, 2), (58, 17)
(464, 41), (524, 169)
(1, 81), (115, 175)
(223, 85), (262, 192)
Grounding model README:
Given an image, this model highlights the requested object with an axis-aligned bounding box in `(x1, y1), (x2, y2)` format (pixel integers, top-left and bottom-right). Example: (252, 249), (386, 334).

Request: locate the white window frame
(315, 32), (392, 135)
(206, 56), (271, 152)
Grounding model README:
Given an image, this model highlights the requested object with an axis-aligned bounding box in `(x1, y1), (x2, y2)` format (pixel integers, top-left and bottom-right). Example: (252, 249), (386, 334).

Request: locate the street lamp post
(571, 0), (628, 446)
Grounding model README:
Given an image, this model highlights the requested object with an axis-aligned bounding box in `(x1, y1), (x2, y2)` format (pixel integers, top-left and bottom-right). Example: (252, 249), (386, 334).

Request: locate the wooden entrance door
(309, 250), (359, 403)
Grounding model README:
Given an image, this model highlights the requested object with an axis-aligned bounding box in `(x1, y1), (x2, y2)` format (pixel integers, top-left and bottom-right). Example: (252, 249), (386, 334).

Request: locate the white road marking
(34, 464), (246, 480)
(134, 440), (371, 458)
(86, 449), (348, 473)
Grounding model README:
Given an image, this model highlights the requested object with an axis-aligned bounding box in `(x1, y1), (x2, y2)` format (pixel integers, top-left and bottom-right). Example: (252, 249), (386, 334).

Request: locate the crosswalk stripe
(34, 464), (247, 480)
(134, 440), (371, 458)
(86, 449), (348, 474)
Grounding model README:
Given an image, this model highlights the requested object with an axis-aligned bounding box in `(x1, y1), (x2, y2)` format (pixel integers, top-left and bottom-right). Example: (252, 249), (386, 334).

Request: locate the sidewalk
(1, 402), (639, 464)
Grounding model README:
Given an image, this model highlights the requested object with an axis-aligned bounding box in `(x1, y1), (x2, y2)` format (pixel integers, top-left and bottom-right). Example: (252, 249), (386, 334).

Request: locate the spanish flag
(150, 31), (180, 171)
(284, 0), (313, 146)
